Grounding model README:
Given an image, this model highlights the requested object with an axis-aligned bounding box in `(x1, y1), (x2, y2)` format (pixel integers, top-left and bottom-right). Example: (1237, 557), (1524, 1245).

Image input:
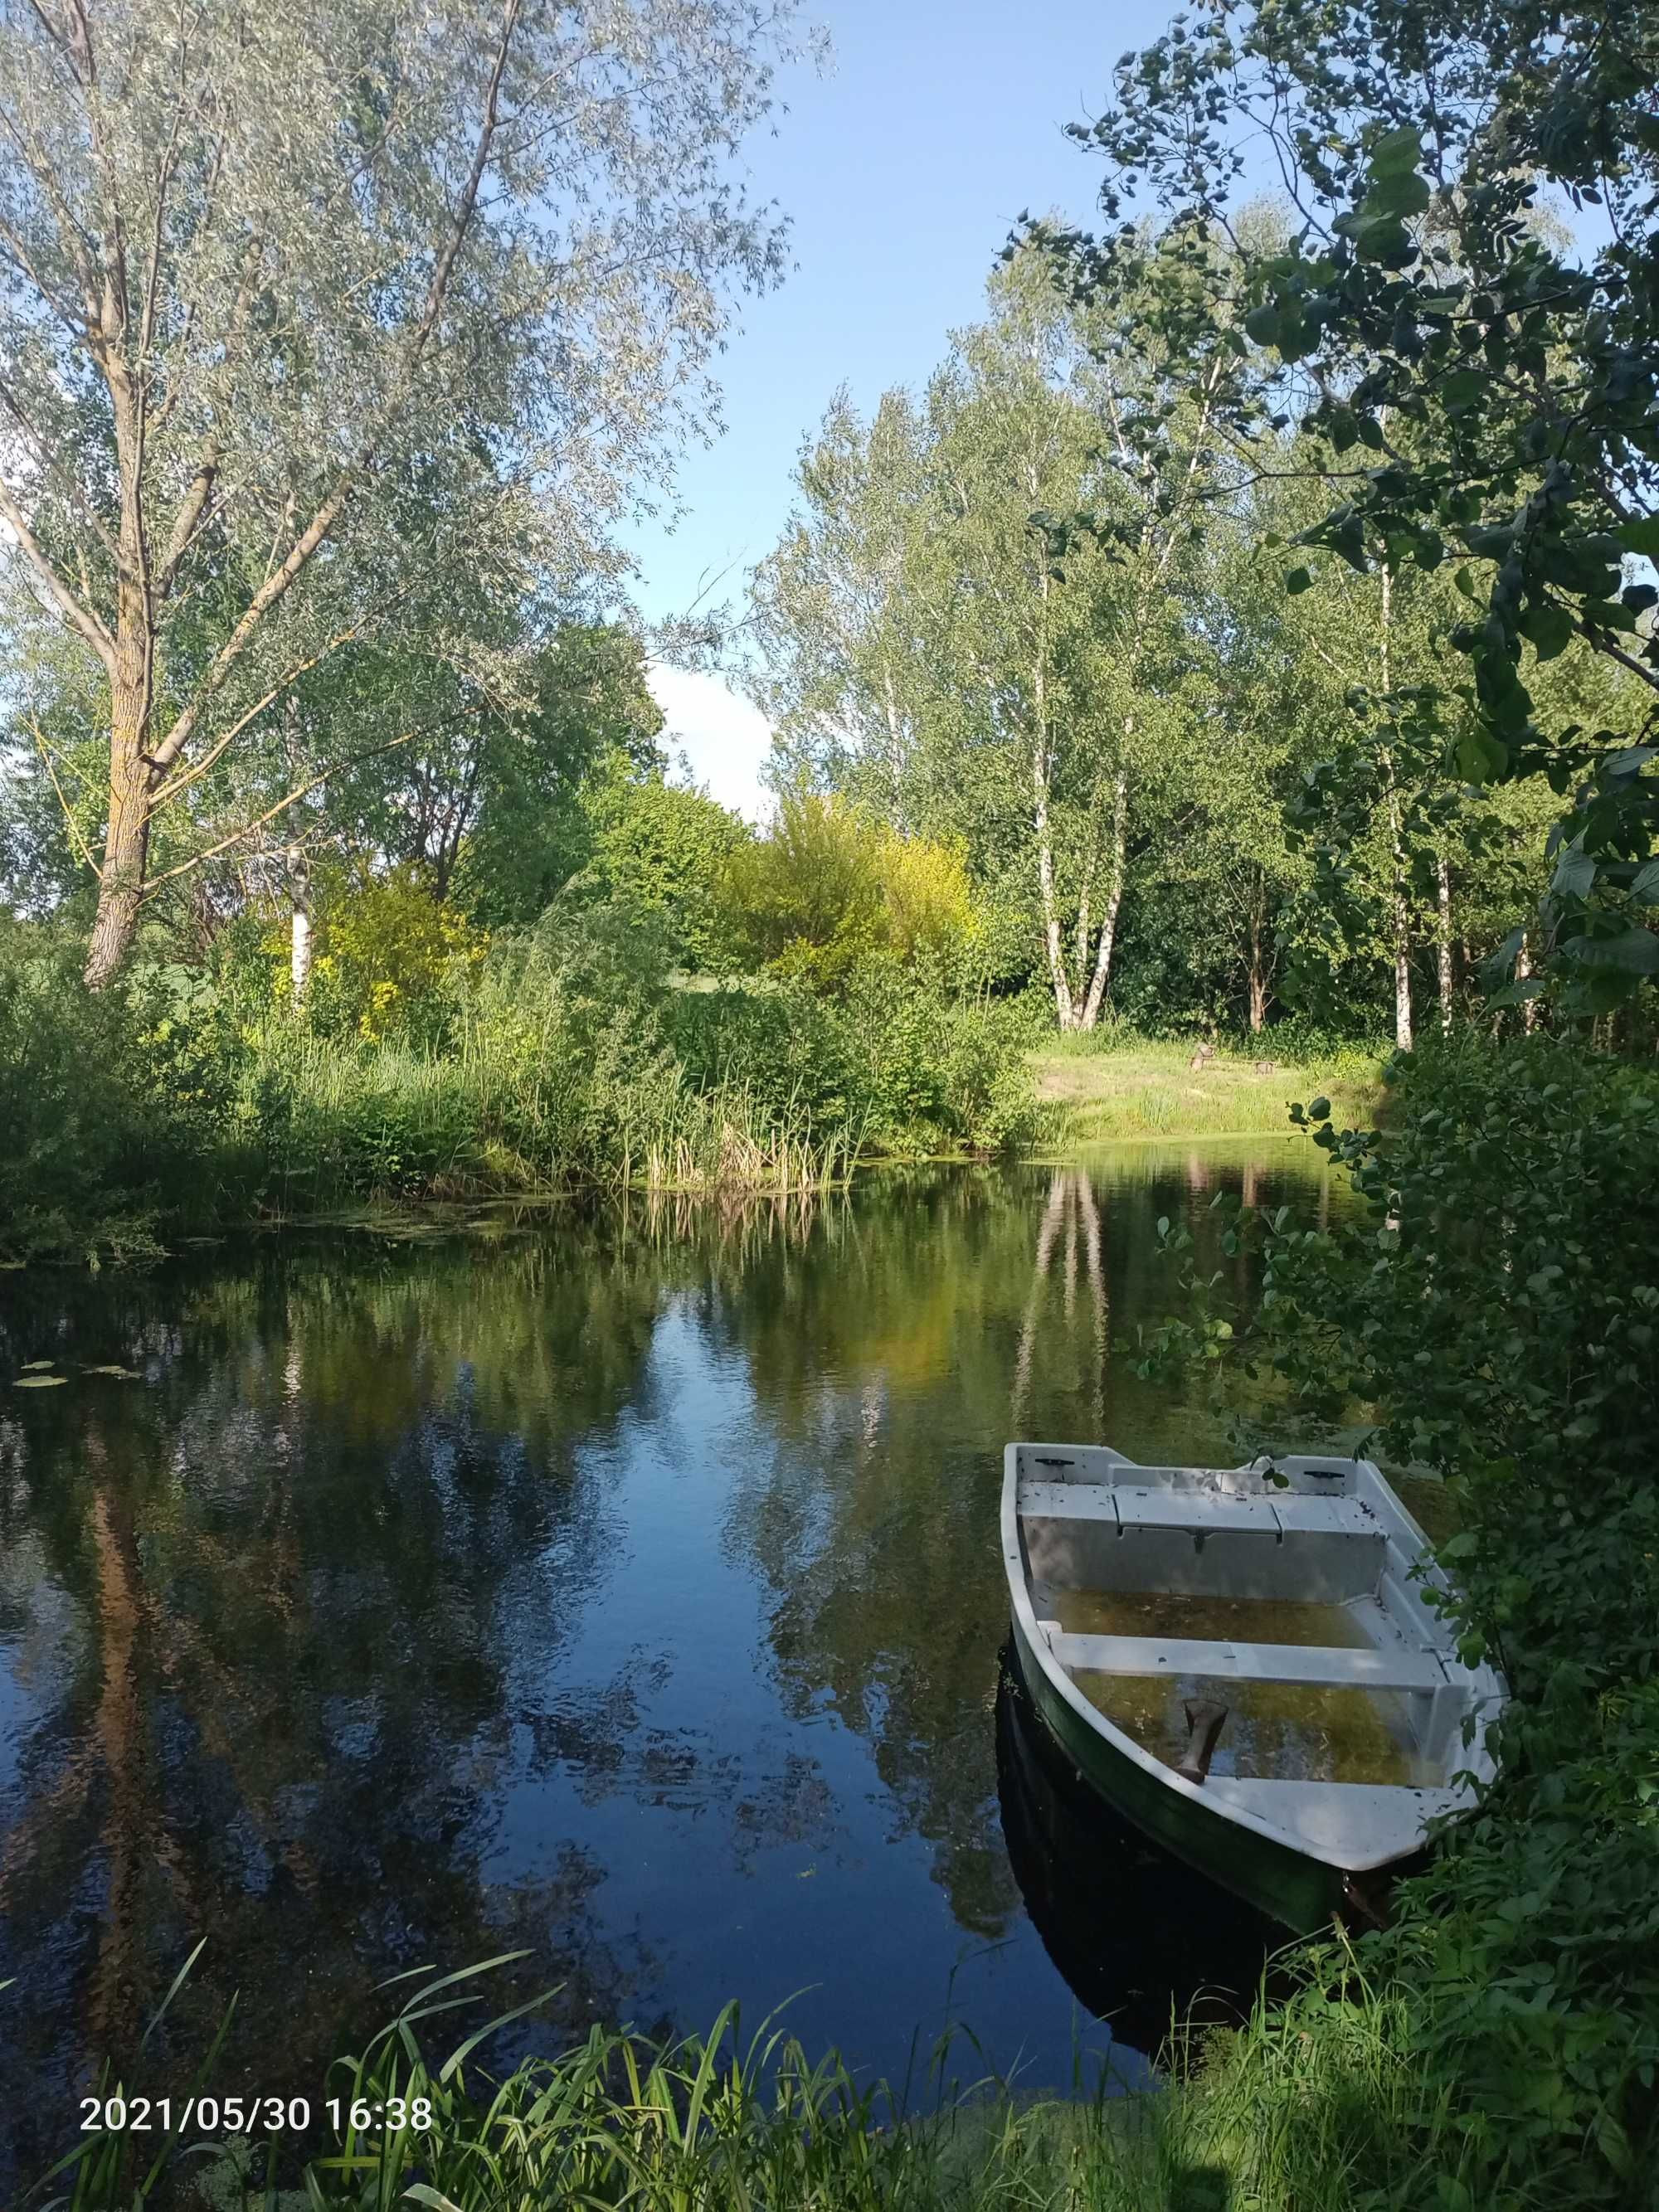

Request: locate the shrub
(720, 791), (982, 989)
(1145, 1031), (1659, 2208)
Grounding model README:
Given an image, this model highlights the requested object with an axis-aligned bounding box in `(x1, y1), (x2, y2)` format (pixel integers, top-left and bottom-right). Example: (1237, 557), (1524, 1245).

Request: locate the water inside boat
(1070, 1667), (1433, 1787)
(1054, 1590), (1432, 1784)
(1054, 1590), (1373, 1650)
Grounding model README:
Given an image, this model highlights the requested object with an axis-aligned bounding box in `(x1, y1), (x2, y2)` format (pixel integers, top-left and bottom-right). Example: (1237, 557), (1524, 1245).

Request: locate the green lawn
(1030, 1035), (1386, 1147)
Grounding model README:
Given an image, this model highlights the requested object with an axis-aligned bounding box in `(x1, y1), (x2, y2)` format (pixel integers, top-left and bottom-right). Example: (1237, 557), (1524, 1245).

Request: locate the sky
(637, 0), (1178, 818)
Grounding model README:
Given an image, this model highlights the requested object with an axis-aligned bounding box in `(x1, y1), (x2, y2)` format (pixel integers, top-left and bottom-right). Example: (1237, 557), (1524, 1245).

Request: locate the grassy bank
(1032, 1032), (1385, 1146)
(37, 1949), (1465, 2211)
(0, 916), (1037, 1262)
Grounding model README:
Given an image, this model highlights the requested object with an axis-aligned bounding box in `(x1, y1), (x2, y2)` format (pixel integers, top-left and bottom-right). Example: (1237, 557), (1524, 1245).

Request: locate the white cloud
(646, 663), (773, 824)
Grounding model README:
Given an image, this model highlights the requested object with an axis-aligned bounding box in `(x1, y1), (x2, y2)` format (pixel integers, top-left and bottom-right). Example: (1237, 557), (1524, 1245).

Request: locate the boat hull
(1009, 1607), (1347, 1934)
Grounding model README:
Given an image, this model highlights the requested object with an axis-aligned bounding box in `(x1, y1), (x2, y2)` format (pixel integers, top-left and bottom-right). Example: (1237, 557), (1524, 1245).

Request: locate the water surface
(0, 1142), (1331, 2183)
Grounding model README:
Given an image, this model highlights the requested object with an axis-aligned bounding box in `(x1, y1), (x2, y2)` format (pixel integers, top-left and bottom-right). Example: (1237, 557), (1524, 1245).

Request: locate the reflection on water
(0, 1142), (1329, 2185)
(994, 1656), (1282, 2057)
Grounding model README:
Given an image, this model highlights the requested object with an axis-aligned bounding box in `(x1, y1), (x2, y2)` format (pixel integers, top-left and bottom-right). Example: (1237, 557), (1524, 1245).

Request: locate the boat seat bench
(1019, 1480), (1379, 1542)
(1044, 1626), (1448, 1694)
(1203, 1777), (1463, 1864)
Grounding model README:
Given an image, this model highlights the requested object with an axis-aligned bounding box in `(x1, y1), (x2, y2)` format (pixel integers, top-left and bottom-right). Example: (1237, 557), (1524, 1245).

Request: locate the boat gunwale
(1000, 1442), (1501, 1877)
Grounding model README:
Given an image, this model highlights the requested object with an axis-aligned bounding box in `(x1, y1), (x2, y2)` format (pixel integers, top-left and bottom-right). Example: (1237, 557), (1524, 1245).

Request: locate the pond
(0, 1140), (1335, 2187)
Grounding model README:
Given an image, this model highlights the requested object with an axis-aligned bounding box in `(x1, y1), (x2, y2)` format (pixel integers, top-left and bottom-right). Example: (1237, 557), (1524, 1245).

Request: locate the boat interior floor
(1020, 1476), (1481, 1843)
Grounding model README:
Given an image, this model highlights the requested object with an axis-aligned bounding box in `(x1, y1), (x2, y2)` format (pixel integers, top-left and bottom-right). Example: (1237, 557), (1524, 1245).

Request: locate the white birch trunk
(1078, 764), (1129, 1030)
(1437, 854), (1453, 1033)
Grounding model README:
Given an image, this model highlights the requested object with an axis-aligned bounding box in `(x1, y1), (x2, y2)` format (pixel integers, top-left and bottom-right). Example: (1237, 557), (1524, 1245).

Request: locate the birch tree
(0, 0), (796, 984)
(748, 390), (935, 826)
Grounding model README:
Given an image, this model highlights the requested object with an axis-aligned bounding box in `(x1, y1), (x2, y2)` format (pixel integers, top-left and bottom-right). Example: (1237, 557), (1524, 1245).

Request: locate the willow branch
(30, 716), (102, 879)
(140, 707), (484, 895)
(145, 0), (523, 778)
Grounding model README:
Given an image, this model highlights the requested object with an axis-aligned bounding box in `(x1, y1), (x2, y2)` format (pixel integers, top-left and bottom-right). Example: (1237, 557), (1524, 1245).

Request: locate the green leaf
(1456, 726), (1508, 781)
(1632, 858), (1659, 904)
(1369, 124), (1424, 176)
(1306, 1095), (1331, 1120)
(1243, 301), (1281, 347)
(1561, 926), (1659, 973)
(1365, 168), (1430, 220)
(1615, 517), (1659, 560)
(13, 1375), (66, 1389)
(1550, 843), (1596, 898)
(1285, 565), (1313, 595)
(1519, 600), (1574, 660)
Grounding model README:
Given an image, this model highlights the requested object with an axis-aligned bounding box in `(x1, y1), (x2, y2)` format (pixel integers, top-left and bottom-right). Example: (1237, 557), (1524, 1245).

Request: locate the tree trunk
(84, 664), (155, 989)
(1437, 855), (1454, 1033)
(1516, 933), (1538, 1033)
(1031, 595), (1074, 1028)
(290, 870), (313, 1002)
(1378, 569), (1412, 1052)
(1247, 884), (1269, 1033)
(1035, 764), (1074, 1028)
(1077, 766), (1129, 1030)
(85, 378), (158, 989)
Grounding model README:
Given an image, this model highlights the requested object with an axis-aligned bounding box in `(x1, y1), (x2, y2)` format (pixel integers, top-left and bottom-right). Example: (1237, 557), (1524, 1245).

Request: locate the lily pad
(21, 1359), (56, 1371)
(13, 1374), (66, 1388)
(81, 1364), (143, 1379)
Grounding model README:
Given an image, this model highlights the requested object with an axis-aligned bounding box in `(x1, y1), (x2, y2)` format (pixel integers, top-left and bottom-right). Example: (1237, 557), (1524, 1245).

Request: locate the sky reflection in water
(0, 1142), (1331, 2184)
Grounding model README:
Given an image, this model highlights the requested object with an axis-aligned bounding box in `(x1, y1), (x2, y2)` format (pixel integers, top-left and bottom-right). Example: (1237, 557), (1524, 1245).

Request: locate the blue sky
(635, 0), (1176, 814)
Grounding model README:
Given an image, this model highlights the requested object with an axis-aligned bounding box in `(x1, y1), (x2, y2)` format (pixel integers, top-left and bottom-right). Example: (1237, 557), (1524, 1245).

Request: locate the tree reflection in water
(0, 1144), (1326, 2187)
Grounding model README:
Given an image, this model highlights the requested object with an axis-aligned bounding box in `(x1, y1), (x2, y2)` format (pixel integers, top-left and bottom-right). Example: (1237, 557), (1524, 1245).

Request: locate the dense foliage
(747, 265), (1642, 1044)
(0, 882), (1037, 1261)
(1032, 0), (1659, 1016)
(1141, 1034), (1659, 2205)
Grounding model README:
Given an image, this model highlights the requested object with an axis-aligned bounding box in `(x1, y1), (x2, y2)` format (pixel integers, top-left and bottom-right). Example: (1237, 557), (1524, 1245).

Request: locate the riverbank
(41, 1947), (1438, 2211)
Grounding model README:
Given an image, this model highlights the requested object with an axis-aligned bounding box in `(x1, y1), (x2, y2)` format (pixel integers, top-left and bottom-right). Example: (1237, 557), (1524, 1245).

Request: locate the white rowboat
(1002, 1442), (1505, 1928)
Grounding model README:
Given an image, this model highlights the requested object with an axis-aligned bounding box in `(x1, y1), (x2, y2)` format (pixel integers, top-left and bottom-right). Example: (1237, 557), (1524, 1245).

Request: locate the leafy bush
(1146, 1032), (1659, 2208)
(720, 790), (982, 989)
(581, 772), (751, 972)
(300, 865), (484, 1046)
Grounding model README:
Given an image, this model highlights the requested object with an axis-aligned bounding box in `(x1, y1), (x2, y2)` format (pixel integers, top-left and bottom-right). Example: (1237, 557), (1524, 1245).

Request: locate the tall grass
(35, 1947), (1477, 2212)
(241, 1035), (860, 1217)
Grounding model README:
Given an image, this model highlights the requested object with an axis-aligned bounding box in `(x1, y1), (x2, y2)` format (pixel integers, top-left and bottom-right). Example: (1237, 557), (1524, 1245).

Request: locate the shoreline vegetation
(28, 1037), (1655, 2212)
(41, 1947), (1446, 2212)
(0, 909), (1384, 1269)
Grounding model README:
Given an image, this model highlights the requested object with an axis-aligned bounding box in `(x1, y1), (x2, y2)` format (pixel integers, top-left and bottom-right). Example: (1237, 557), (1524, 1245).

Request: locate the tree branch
(0, 469), (116, 668)
(144, 0), (524, 778)
(30, 715), (102, 879)
(140, 708), (484, 895)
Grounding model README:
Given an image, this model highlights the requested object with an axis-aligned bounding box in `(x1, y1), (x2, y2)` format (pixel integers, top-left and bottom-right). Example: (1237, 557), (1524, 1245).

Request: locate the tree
(748, 391), (937, 826)
(0, 0), (795, 984)
(751, 255), (1220, 1029)
(1034, 0), (1659, 1013)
